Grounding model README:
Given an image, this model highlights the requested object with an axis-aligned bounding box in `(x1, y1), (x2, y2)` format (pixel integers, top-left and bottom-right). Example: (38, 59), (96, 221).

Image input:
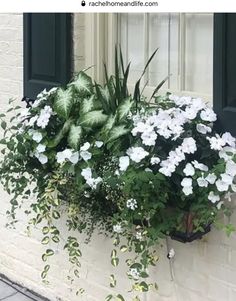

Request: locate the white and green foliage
(0, 49), (236, 301)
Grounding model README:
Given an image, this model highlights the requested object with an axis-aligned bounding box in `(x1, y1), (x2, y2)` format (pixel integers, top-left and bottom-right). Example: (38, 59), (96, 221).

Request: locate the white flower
(216, 179), (229, 192)
(119, 156), (130, 171)
(56, 149), (75, 164)
(181, 178), (193, 196)
(135, 231), (143, 241)
(183, 163), (195, 176)
(80, 142), (90, 151)
(131, 121), (149, 136)
(129, 268), (140, 280)
(36, 144), (46, 153)
(32, 131), (43, 143)
(216, 201), (224, 210)
(69, 152), (79, 164)
(36, 105), (53, 129)
(141, 130), (157, 146)
(126, 198), (138, 210)
(206, 173), (217, 184)
(150, 157), (160, 165)
(113, 224), (123, 234)
(35, 152), (48, 164)
(222, 132), (235, 147)
(197, 176), (208, 187)
(208, 191), (220, 203)
(196, 123), (212, 134)
(126, 147), (149, 163)
(226, 160), (236, 177)
(191, 98), (206, 111)
(219, 147), (236, 161)
(192, 160), (209, 171)
(81, 167), (92, 180)
(32, 98), (42, 108)
(86, 177), (102, 189)
(200, 108), (217, 122)
(221, 173), (233, 185)
(183, 107), (197, 120)
(181, 137), (197, 154)
(95, 141), (103, 148)
(207, 135), (225, 151)
(80, 150), (92, 161)
(28, 115), (38, 126)
(159, 160), (176, 177)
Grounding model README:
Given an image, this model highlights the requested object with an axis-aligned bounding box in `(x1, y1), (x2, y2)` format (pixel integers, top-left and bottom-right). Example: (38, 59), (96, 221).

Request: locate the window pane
(185, 13), (213, 95)
(149, 13), (179, 90)
(120, 13), (144, 82)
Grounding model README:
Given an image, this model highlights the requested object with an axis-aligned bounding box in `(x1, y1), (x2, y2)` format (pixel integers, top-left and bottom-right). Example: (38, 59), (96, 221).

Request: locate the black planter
(170, 223), (211, 243)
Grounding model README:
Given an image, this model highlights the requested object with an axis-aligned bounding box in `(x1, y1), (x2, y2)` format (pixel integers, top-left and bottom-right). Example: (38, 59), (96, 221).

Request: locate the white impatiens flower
(207, 135), (225, 151)
(181, 178), (193, 196)
(206, 173), (217, 184)
(226, 160), (236, 177)
(56, 149), (78, 164)
(34, 152), (48, 164)
(19, 108), (30, 120)
(197, 175), (208, 187)
(113, 224), (123, 234)
(150, 157), (160, 165)
(196, 123), (212, 135)
(126, 147), (149, 163)
(221, 173), (233, 185)
(135, 231), (143, 241)
(141, 130), (157, 146)
(208, 191), (220, 203)
(80, 150), (92, 161)
(119, 156), (130, 171)
(95, 141), (103, 148)
(219, 147), (236, 161)
(32, 131), (43, 143)
(183, 107), (197, 120)
(192, 160), (209, 172)
(36, 144), (46, 153)
(183, 163), (195, 176)
(69, 152), (79, 164)
(80, 142), (90, 151)
(81, 167), (92, 180)
(200, 108), (217, 122)
(126, 198), (138, 210)
(222, 132), (236, 147)
(216, 179), (229, 192)
(181, 137), (197, 154)
(36, 105), (53, 129)
(86, 177), (102, 189)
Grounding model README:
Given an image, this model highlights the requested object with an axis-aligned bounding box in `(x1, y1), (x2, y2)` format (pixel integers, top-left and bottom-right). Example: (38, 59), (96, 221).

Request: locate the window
(118, 13), (213, 99)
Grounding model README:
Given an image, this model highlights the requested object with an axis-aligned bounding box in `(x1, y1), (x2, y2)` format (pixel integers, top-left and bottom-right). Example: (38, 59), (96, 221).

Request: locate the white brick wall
(1, 12), (236, 301)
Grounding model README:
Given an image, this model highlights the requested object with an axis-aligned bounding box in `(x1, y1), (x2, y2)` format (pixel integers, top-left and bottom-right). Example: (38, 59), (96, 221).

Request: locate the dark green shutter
(23, 13), (72, 100)
(214, 13), (236, 136)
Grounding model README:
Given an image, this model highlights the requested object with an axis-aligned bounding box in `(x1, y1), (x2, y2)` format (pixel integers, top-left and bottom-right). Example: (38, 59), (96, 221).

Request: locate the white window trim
(84, 13), (213, 103)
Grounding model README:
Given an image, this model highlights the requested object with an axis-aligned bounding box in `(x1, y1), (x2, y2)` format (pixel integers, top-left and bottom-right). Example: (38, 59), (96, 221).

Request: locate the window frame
(84, 13), (213, 102)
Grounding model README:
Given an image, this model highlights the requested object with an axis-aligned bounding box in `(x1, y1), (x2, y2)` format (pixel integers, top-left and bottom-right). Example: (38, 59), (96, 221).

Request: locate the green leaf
(79, 110), (108, 128)
(52, 210), (60, 219)
(68, 125), (82, 150)
(105, 295), (113, 301)
(41, 236), (50, 245)
(1, 121), (6, 130)
(111, 257), (119, 267)
(47, 118), (73, 148)
(107, 125), (130, 142)
(109, 274), (116, 288)
(80, 95), (97, 114)
(71, 71), (93, 97)
(116, 294), (125, 301)
(116, 97), (133, 121)
(46, 249), (54, 256)
(54, 87), (73, 119)
(139, 281), (149, 292)
(120, 245), (128, 253)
